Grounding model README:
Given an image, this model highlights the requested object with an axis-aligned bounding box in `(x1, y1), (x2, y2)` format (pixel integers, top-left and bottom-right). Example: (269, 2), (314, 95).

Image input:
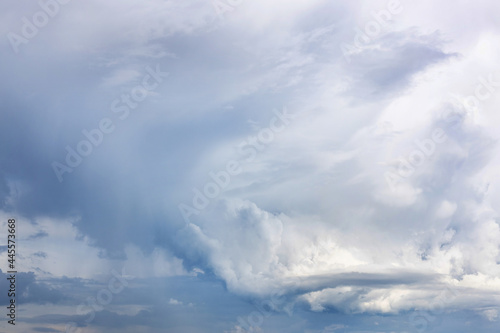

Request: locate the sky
(0, 0), (500, 332)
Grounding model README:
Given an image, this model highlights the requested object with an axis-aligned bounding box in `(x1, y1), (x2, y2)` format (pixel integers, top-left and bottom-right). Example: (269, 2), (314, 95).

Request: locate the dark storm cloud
(0, 269), (67, 305)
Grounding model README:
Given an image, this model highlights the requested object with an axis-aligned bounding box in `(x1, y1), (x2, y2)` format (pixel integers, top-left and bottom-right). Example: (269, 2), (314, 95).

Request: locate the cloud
(0, 269), (68, 305)
(0, 0), (499, 331)
(482, 308), (499, 322)
(32, 327), (62, 333)
(27, 230), (49, 240)
(175, 97), (500, 314)
(168, 298), (182, 306)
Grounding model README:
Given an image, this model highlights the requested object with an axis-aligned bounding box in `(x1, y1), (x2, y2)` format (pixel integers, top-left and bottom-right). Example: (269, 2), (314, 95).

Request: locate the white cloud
(482, 308), (499, 321)
(168, 298), (182, 306)
(0, 211), (189, 281)
(123, 245), (189, 278)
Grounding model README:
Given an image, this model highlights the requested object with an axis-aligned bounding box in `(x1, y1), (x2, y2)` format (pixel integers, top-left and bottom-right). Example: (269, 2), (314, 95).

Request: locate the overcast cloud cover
(1, 0), (500, 332)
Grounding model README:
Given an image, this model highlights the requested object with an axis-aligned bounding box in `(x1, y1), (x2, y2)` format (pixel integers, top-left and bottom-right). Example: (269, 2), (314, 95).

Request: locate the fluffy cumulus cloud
(1, 0), (499, 332)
